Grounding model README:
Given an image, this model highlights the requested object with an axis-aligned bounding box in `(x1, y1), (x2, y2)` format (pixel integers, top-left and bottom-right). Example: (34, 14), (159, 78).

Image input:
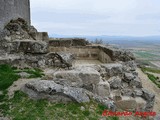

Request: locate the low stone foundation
(49, 45), (135, 64)
(49, 38), (89, 47)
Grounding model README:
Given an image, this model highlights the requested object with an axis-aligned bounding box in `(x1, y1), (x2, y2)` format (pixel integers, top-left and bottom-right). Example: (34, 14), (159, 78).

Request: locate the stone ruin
(0, 18), (155, 113)
(0, 0), (156, 115)
(0, 18), (74, 68)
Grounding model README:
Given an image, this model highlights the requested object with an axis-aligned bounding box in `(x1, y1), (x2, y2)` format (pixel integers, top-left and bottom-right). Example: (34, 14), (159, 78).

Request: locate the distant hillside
(50, 34), (160, 48)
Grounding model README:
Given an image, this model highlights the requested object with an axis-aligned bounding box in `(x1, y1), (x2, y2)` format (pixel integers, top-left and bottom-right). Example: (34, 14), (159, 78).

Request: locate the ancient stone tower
(0, 0), (30, 30)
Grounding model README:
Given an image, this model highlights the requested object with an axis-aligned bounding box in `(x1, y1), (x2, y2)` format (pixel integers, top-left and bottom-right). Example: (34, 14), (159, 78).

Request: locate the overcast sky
(30, 0), (160, 36)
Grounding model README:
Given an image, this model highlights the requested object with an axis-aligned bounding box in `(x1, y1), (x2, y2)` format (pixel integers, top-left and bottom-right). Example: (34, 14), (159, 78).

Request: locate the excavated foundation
(0, 18), (155, 114)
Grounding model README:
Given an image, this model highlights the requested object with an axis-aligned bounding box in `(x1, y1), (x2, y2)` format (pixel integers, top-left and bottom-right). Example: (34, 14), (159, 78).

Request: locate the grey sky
(30, 0), (160, 36)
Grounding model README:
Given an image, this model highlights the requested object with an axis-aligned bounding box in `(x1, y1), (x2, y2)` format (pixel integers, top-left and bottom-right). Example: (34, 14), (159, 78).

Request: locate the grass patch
(0, 64), (44, 92)
(15, 68), (44, 78)
(0, 64), (20, 91)
(0, 94), (5, 102)
(0, 64), (44, 103)
(146, 73), (160, 88)
(0, 91), (119, 120)
(141, 67), (160, 88)
(134, 51), (159, 59)
(141, 67), (160, 74)
(82, 110), (90, 116)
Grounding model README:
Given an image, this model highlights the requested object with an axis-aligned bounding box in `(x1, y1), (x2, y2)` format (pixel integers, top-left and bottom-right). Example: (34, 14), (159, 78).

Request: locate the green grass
(0, 64), (44, 102)
(0, 64), (44, 92)
(141, 67), (160, 74)
(146, 73), (160, 88)
(0, 91), (119, 120)
(141, 67), (160, 88)
(134, 51), (159, 59)
(0, 64), (20, 91)
(15, 68), (44, 78)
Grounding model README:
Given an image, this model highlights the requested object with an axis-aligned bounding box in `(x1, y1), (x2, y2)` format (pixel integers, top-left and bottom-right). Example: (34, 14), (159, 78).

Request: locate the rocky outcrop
(99, 62), (154, 112)
(0, 18), (74, 69)
(0, 18), (155, 113)
(101, 63), (123, 78)
(130, 76), (142, 88)
(0, 52), (74, 69)
(11, 40), (48, 54)
(49, 62), (155, 112)
(4, 18), (48, 41)
(96, 80), (110, 97)
(115, 96), (146, 111)
(46, 52), (74, 68)
(54, 66), (101, 92)
(21, 80), (90, 103)
(142, 88), (155, 111)
(21, 80), (116, 111)
(108, 76), (122, 89)
(21, 61), (155, 112)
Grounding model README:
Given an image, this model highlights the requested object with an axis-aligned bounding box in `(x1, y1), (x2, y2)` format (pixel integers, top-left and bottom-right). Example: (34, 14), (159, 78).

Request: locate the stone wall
(99, 50), (112, 63)
(49, 44), (134, 63)
(34, 32), (49, 41)
(49, 46), (113, 62)
(0, 0), (30, 29)
(50, 46), (100, 60)
(49, 38), (89, 47)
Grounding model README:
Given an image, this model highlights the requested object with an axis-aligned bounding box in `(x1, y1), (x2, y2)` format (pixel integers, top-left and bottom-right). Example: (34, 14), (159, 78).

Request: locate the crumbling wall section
(49, 38), (89, 47)
(49, 44), (135, 63)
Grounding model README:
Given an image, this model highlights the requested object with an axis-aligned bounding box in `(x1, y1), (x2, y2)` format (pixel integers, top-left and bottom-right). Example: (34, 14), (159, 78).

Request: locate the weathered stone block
(11, 40), (48, 54)
(54, 66), (101, 92)
(96, 80), (110, 97)
(101, 63), (123, 78)
(108, 76), (122, 89)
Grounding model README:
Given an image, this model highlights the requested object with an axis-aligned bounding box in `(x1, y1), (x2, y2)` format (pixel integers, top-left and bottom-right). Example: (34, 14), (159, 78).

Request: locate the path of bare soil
(136, 68), (160, 113)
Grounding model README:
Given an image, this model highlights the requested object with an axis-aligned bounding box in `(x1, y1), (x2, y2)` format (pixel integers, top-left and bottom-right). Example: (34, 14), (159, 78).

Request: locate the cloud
(30, 0), (160, 36)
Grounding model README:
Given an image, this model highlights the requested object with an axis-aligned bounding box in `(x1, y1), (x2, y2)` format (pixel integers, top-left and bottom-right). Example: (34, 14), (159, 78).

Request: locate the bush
(92, 39), (103, 44)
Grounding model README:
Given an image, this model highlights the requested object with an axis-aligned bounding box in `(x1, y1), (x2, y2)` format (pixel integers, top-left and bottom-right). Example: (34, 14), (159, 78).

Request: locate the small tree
(93, 38), (103, 44)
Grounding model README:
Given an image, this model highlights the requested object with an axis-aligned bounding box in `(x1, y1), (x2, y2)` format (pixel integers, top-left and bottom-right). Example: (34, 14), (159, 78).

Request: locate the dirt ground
(136, 68), (160, 113)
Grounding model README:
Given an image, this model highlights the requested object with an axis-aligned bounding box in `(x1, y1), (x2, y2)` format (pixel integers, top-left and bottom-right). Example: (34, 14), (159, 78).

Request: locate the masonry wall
(49, 46), (113, 63)
(49, 38), (89, 47)
(0, 0), (30, 30)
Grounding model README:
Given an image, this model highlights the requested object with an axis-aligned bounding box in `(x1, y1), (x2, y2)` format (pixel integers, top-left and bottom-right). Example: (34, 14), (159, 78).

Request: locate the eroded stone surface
(101, 63), (123, 78)
(130, 77), (142, 88)
(54, 66), (101, 92)
(11, 40), (48, 54)
(96, 80), (110, 97)
(116, 96), (138, 111)
(108, 76), (122, 89)
(21, 80), (90, 103)
(21, 79), (116, 111)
